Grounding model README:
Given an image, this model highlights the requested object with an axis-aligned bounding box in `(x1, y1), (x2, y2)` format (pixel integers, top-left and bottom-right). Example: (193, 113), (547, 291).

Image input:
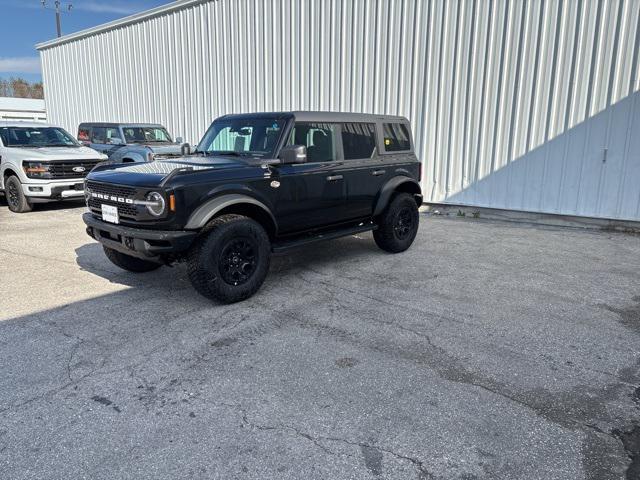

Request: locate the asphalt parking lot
(0, 200), (639, 480)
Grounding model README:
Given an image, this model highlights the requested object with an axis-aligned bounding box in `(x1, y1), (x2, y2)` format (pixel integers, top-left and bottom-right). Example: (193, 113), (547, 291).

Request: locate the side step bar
(272, 224), (377, 253)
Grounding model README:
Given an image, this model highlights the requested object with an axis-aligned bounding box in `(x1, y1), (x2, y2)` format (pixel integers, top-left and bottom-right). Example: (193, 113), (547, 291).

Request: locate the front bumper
(23, 181), (86, 201)
(83, 212), (197, 259)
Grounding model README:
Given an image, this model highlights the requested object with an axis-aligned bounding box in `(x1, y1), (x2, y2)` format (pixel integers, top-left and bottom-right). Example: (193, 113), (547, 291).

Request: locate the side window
(91, 127), (107, 144)
(92, 127), (121, 144)
(382, 123), (411, 152)
(78, 127), (91, 142)
(289, 122), (338, 162)
(342, 123), (377, 160)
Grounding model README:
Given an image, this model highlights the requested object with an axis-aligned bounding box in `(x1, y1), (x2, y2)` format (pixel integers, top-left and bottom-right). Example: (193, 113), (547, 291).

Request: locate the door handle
(372, 170), (386, 176)
(326, 175), (343, 181)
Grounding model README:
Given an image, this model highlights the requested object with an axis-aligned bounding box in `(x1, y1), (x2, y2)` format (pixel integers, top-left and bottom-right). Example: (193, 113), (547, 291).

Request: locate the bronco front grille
(86, 181), (139, 218)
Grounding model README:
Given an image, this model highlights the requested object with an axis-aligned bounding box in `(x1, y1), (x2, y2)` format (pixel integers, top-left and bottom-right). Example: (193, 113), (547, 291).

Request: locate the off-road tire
(373, 192), (419, 253)
(103, 246), (163, 272)
(5, 175), (32, 213)
(187, 214), (271, 304)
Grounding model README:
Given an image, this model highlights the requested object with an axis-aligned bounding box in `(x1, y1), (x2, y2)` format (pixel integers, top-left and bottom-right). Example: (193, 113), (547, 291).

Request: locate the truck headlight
(145, 192), (165, 216)
(23, 161), (52, 179)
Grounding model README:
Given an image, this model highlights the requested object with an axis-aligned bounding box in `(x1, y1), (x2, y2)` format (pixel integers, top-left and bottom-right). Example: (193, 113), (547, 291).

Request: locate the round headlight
(145, 192), (165, 216)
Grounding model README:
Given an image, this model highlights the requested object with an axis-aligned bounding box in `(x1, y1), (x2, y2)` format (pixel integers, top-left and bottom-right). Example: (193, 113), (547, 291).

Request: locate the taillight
(418, 162), (422, 182)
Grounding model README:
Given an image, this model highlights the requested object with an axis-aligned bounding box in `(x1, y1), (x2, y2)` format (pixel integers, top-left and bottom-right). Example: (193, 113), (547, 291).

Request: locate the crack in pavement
(207, 400), (434, 479)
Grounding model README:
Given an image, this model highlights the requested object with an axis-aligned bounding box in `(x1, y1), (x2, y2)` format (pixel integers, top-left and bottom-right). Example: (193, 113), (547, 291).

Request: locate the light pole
(41, 1), (73, 38)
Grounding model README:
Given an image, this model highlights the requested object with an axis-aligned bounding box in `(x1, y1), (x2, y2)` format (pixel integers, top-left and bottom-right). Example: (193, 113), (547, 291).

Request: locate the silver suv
(78, 123), (185, 163)
(0, 122), (106, 213)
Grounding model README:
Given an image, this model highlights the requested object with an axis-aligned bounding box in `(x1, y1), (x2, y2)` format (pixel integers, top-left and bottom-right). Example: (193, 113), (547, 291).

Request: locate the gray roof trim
(218, 111), (409, 123)
(291, 111), (409, 123)
(78, 123), (165, 128)
(36, 0), (209, 50)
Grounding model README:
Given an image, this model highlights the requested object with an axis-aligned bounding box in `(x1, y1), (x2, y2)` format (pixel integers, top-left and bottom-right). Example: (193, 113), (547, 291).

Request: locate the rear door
(339, 122), (384, 219)
(274, 122), (349, 234)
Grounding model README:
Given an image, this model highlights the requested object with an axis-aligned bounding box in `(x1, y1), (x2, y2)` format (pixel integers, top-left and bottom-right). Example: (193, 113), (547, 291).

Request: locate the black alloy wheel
(393, 206), (415, 240)
(5, 176), (32, 213)
(219, 238), (258, 286)
(7, 180), (19, 208)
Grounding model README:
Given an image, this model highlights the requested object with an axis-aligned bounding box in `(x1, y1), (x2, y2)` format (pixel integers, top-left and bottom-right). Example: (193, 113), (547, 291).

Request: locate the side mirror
(175, 136), (183, 144)
(279, 144), (307, 164)
(181, 143), (191, 156)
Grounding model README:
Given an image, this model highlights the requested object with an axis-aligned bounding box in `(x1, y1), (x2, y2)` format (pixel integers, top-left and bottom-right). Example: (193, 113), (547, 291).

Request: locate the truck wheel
(5, 175), (32, 213)
(103, 246), (163, 272)
(187, 214), (271, 304)
(373, 192), (419, 253)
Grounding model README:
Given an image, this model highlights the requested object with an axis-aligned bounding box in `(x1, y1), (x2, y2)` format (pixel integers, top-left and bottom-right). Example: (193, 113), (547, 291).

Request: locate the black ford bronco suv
(83, 112), (422, 303)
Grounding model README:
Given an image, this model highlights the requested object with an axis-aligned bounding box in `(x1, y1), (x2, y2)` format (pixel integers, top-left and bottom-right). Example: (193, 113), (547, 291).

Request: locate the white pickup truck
(0, 122), (107, 213)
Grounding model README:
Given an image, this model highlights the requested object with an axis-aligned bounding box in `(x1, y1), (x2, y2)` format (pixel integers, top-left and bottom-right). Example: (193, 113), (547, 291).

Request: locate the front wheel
(103, 246), (163, 272)
(373, 192), (419, 253)
(5, 175), (32, 213)
(187, 214), (271, 304)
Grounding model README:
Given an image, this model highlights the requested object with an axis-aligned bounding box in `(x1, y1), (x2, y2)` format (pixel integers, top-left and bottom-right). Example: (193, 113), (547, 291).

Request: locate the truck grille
(48, 160), (101, 179)
(86, 181), (139, 218)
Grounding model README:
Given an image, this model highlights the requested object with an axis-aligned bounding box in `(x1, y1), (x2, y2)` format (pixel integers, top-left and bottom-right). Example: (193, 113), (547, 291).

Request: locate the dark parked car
(77, 122), (184, 163)
(82, 112), (422, 303)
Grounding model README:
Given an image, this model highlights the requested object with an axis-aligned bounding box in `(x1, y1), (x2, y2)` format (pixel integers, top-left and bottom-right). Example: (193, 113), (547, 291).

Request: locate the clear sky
(0, 0), (171, 82)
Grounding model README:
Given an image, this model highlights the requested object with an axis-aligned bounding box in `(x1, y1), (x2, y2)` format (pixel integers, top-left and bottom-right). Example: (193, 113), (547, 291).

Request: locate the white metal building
(0, 97), (47, 122)
(37, 0), (640, 222)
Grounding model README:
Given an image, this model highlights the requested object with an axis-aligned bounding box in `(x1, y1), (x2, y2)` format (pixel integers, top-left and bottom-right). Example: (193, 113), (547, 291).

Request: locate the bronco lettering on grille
(91, 192), (134, 204)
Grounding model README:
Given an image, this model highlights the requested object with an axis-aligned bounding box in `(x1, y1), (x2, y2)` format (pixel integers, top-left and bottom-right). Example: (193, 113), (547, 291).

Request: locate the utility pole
(41, 1), (73, 38)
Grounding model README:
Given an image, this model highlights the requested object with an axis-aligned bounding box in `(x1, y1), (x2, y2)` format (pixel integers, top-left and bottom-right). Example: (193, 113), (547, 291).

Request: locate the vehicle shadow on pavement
(73, 233), (382, 294)
(0, 197), (85, 212)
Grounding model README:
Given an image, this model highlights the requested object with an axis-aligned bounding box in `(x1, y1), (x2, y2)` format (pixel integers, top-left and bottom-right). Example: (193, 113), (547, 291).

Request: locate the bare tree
(10, 78), (31, 98)
(30, 82), (44, 99)
(0, 77), (44, 99)
(0, 79), (9, 97)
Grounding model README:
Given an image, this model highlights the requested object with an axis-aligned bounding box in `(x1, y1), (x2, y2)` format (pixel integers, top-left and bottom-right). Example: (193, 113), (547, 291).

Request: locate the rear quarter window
(342, 123), (377, 160)
(382, 123), (412, 152)
(78, 127), (90, 142)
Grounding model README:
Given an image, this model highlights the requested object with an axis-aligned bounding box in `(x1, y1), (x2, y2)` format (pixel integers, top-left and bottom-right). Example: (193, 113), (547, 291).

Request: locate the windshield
(196, 117), (286, 158)
(122, 126), (173, 144)
(0, 127), (79, 148)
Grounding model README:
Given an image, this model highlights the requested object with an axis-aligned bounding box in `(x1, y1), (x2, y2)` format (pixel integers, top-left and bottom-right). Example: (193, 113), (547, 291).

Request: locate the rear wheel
(103, 246), (163, 272)
(5, 175), (32, 213)
(373, 192), (419, 253)
(187, 214), (271, 303)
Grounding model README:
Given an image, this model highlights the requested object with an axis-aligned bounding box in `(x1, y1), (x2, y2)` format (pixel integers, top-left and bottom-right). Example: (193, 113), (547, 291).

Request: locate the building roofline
(36, 0), (208, 51)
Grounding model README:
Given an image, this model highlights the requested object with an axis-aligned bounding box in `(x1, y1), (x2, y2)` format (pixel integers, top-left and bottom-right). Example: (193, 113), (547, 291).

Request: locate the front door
(273, 123), (349, 234)
(90, 127), (123, 158)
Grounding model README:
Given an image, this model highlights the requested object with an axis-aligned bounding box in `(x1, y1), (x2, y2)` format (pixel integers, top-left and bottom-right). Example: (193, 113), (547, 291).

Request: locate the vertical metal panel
(38, 0), (640, 221)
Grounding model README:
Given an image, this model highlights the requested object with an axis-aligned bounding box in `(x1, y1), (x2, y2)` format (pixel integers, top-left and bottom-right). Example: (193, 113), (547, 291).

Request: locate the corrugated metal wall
(39, 0), (640, 221)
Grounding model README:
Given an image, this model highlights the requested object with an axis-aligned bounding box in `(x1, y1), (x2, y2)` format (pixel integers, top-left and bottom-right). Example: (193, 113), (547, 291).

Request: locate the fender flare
(112, 147), (145, 163)
(185, 193), (277, 231)
(373, 176), (422, 216)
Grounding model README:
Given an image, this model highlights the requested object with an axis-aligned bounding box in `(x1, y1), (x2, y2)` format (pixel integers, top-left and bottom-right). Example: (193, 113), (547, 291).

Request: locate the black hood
(87, 156), (250, 187)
